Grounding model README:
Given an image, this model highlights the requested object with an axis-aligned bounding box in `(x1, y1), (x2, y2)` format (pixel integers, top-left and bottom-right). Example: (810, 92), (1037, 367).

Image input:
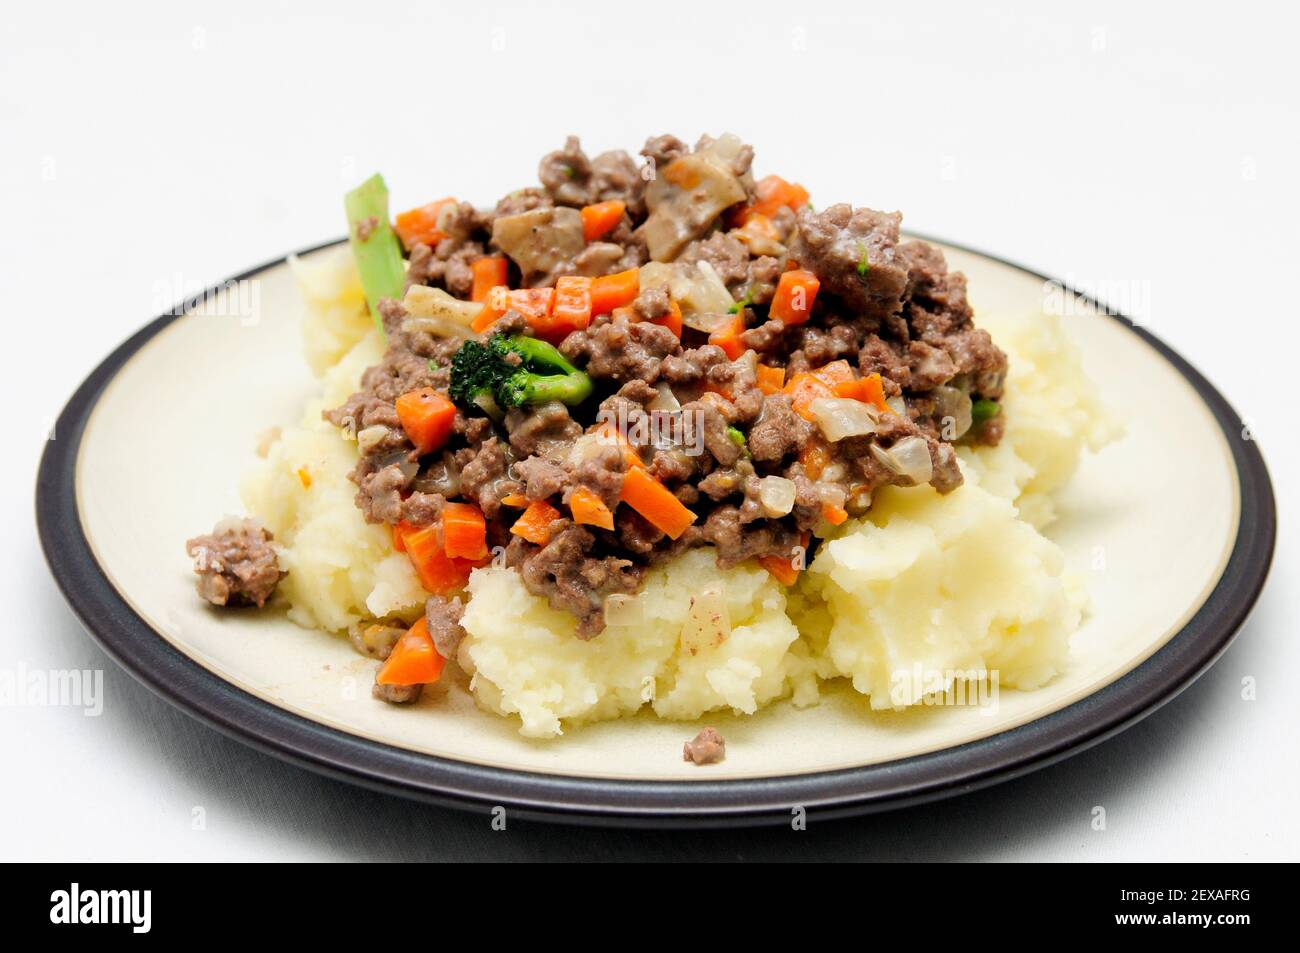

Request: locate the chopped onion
(604, 593), (644, 628)
(648, 382), (681, 413)
(680, 585), (731, 656)
(758, 476), (796, 517)
(808, 397), (879, 442)
(933, 385), (972, 439)
(870, 436), (933, 485)
(682, 311), (734, 334)
(691, 261), (738, 313)
(401, 285), (481, 333)
(886, 395), (908, 417)
(356, 425), (390, 453)
(638, 261), (675, 292)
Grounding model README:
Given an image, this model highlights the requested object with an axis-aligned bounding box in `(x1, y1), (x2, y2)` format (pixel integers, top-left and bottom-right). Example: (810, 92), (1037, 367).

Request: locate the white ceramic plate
(37, 238), (1275, 826)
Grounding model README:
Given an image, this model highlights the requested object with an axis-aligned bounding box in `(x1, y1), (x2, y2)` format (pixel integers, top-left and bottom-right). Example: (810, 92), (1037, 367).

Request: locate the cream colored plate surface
(75, 242), (1238, 782)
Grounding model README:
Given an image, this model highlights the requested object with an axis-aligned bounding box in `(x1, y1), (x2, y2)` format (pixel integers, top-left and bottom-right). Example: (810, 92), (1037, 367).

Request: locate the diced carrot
(511, 500), (563, 546)
(708, 311), (746, 360)
(811, 359), (855, 388)
(782, 372), (835, 420)
(442, 502), (488, 561)
(770, 269), (820, 325)
(822, 502), (849, 526)
(296, 467), (312, 489)
(472, 286), (509, 332)
(500, 493), (530, 508)
(470, 257), (508, 303)
(376, 617), (446, 686)
(534, 275), (592, 343)
(758, 553), (801, 587)
(753, 176), (810, 218)
(595, 420), (645, 469)
(402, 523), (478, 594)
(581, 200), (626, 242)
(756, 364), (786, 395)
(662, 158), (702, 189)
(569, 486), (615, 531)
(619, 467), (696, 540)
(391, 520), (418, 552)
(658, 299), (684, 338)
(859, 372), (890, 413)
(729, 176), (811, 227)
(798, 440), (833, 480)
(394, 197), (455, 251)
(832, 372), (891, 413)
(394, 388), (456, 455)
(473, 286), (555, 334)
(590, 269), (640, 315)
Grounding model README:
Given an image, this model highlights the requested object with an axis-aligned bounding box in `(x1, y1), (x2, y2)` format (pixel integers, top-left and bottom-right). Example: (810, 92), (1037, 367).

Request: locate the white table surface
(2, 0), (1295, 861)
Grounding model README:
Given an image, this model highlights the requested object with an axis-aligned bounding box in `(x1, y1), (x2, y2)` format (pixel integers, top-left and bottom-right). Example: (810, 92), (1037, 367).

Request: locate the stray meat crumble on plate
(186, 133), (1115, 754)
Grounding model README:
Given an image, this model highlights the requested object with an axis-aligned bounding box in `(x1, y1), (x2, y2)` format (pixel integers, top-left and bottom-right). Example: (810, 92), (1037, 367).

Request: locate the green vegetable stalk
(344, 173), (406, 335)
(450, 333), (594, 409)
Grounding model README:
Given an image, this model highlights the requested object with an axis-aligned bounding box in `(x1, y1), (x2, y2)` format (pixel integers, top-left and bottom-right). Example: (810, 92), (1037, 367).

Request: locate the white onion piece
(648, 382), (681, 413)
(682, 311), (734, 334)
(886, 395), (908, 417)
(680, 585), (731, 656)
(567, 432), (609, 467)
(638, 261), (675, 292)
(870, 436), (933, 484)
(933, 385), (972, 439)
(356, 425), (390, 453)
(401, 285), (482, 332)
(808, 397), (879, 442)
(604, 593), (644, 627)
(757, 476), (796, 517)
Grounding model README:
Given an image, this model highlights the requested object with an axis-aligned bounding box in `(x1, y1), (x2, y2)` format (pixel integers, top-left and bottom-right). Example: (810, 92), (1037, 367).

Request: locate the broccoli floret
(449, 333), (593, 411)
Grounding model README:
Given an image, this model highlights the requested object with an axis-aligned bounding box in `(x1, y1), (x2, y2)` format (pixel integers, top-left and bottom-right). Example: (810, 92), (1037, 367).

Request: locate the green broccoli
(449, 333), (593, 411)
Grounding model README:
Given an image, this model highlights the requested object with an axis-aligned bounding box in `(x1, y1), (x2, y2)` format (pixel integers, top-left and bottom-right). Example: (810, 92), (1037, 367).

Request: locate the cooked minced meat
(185, 519), (283, 608)
(683, 727), (726, 765)
(197, 133), (1010, 683)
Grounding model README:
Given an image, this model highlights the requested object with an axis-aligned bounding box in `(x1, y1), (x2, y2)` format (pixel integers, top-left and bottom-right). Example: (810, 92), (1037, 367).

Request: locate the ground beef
(678, 233), (751, 291)
(515, 525), (643, 638)
(355, 462), (412, 523)
(457, 437), (517, 519)
(494, 187), (553, 217)
(185, 519), (283, 608)
(790, 204), (910, 322)
(506, 400), (581, 457)
(641, 133), (687, 170)
(514, 455), (569, 500)
(908, 340), (958, 391)
(372, 681), (423, 704)
(749, 394), (813, 463)
(632, 285), (672, 321)
(560, 312), (680, 384)
(740, 318), (785, 353)
(539, 136), (646, 215)
(683, 727), (726, 765)
(425, 595), (467, 658)
(660, 345), (728, 385)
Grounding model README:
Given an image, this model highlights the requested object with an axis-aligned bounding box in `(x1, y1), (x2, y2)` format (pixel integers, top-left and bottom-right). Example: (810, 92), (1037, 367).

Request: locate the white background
(2, 1), (1295, 860)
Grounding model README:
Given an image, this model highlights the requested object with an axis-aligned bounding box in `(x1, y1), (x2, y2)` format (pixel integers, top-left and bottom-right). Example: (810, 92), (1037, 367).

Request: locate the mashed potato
(460, 549), (814, 737)
(960, 310), (1121, 529)
(243, 248), (1113, 737)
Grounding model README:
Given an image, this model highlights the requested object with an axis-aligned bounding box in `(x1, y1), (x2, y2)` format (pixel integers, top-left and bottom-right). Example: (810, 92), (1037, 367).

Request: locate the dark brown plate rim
(35, 236), (1276, 827)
